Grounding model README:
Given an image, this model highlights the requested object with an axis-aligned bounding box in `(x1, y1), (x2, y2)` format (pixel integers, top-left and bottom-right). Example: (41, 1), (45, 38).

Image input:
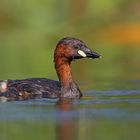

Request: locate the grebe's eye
(74, 46), (80, 49)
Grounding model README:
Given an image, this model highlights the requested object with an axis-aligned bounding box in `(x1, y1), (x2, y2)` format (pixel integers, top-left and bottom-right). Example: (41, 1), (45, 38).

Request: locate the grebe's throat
(55, 57), (73, 87)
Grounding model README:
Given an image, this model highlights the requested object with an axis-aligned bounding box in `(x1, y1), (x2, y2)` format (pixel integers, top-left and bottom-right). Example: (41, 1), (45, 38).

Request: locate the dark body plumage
(0, 37), (100, 101)
(0, 78), (60, 101)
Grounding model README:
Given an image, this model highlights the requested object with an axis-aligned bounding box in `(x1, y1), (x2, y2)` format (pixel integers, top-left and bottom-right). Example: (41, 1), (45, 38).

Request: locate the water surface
(0, 81), (140, 140)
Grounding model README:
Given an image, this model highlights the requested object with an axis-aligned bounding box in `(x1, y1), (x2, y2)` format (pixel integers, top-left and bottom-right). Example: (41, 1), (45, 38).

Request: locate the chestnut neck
(54, 57), (73, 87)
(54, 44), (82, 98)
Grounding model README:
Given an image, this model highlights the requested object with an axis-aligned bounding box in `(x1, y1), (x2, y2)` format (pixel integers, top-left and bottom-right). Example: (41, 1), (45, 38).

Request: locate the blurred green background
(0, 0), (140, 88)
(0, 1), (140, 140)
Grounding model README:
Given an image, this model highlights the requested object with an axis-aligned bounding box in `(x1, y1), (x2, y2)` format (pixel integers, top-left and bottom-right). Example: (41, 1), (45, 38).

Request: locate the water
(0, 85), (140, 140)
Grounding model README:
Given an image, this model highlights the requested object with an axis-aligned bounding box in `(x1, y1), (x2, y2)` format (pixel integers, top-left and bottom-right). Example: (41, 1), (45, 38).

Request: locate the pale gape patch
(78, 50), (87, 57)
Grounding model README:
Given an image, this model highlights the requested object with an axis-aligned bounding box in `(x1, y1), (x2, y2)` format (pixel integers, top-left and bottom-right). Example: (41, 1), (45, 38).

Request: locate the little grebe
(0, 37), (100, 101)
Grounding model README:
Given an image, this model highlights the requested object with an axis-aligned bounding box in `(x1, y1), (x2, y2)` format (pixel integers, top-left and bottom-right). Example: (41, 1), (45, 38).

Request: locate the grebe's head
(54, 37), (101, 61)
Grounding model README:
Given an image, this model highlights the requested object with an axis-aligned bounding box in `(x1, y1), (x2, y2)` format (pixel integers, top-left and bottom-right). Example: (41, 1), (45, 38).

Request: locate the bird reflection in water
(56, 98), (78, 140)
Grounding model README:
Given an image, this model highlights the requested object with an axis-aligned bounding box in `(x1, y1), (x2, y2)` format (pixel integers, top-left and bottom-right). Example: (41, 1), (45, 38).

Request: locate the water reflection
(56, 98), (78, 140)
(0, 90), (139, 140)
